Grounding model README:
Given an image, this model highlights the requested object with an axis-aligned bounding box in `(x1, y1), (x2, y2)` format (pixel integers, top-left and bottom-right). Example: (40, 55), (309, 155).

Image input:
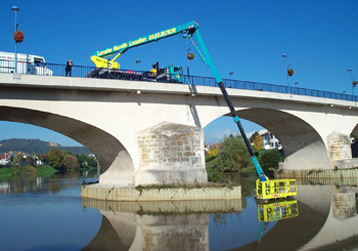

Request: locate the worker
(150, 62), (159, 76)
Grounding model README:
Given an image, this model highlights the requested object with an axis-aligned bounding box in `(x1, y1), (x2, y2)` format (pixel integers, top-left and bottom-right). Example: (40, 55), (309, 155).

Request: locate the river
(0, 171), (358, 251)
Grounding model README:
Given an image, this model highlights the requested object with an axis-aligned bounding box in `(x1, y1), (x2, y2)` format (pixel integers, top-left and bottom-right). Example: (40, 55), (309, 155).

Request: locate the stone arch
(206, 108), (330, 170)
(0, 106), (135, 184)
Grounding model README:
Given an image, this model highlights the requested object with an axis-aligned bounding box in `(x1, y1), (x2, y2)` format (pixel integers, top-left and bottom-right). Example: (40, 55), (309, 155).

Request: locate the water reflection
(82, 178), (358, 251)
(3, 172), (358, 250)
(82, 200), (243, 251)
(256, 199), (299, 244)
(0, 169), (98, 194)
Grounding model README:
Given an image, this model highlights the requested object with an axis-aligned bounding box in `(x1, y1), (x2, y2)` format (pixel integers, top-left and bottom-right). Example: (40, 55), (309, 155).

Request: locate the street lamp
(182, 34), (191, 82)
(282, 54), (289, 87)
(347, 68), (355, 97)
(11, 6), (20, 73)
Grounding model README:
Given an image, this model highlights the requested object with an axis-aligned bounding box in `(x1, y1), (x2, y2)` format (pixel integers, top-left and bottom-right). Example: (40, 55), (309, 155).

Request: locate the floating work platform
(81, 184), (241, 201)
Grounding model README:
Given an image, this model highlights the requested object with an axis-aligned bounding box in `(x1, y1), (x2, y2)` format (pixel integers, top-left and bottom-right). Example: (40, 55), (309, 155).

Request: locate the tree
(86, 156), (97, 168)
(62, 155), (79, 170)
(251, 132), (264, 151)
(11, 153), (24, 166)
(259, 149), (282, 171)
(75, 154), (88, 168)
(207, 147), (219, 157)
(75, 154), (97, 168)
(47, 148), (64, 169)
(217, 134), (253, 171)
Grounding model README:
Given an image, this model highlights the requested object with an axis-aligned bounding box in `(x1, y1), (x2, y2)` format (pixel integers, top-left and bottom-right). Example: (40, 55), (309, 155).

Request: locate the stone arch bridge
(1, 73), (357, 186)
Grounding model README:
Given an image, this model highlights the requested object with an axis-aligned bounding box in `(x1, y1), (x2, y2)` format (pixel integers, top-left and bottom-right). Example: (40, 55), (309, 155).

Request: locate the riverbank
(0, 165), (57, 181)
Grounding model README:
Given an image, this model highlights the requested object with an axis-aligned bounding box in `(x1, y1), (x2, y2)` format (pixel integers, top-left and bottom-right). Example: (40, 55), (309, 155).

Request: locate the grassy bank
(0, 165), (58, 181)
(35, 165), (58, 177)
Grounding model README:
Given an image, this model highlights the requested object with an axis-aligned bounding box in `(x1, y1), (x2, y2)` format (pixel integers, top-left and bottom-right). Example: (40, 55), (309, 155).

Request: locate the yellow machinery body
(256, 178), (297, 200)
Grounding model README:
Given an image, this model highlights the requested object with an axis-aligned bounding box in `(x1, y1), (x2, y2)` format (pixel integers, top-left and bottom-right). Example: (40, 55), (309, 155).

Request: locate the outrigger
(91, 21), (297, 199)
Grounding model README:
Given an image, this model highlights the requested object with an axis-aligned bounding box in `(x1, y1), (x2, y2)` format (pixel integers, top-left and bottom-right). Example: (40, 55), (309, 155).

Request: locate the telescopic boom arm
(188, 23), (266, 179)
(91, 21), (200, 70)
(91, 21), (266, 179)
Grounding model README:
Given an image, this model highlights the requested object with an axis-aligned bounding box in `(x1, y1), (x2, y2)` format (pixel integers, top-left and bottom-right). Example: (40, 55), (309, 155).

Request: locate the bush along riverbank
(206, 135), (283, 182)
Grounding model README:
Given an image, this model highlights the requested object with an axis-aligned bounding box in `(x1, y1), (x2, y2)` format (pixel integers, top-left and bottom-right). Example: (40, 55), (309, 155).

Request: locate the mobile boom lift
(91, 21), (297, 200)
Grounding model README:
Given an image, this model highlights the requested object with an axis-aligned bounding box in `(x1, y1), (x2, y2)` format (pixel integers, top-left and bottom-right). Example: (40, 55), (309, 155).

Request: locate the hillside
(0, 138), (91, 155)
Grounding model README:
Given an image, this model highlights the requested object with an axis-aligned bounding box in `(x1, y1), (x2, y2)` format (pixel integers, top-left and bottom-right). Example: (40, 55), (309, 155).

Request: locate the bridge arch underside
(236, 108), (331, 170)
(0, 106), (134, 183)
(350, 125), (358, 158)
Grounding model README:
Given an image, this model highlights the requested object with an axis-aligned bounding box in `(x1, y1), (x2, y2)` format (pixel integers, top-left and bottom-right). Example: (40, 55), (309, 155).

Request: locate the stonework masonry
(327, 132), (352, 161)
(136, 122), (207, 185)
(333, 190), (357, 220)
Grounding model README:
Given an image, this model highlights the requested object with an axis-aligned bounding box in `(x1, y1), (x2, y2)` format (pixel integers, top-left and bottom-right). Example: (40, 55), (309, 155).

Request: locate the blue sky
(1, 1), (358, 146)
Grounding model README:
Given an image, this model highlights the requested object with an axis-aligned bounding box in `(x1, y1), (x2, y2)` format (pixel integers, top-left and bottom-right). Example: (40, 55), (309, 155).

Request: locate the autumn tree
(251, 132), (264, 151)
(207, 147), (219, 157)
(47, 148), (64, 169)
(62, 155), (79, 170)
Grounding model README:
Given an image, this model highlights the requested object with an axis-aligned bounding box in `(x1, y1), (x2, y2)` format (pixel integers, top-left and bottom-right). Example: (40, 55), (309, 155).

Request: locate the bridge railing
(184, 75), (356, 102)
(0, 60), (356, 102)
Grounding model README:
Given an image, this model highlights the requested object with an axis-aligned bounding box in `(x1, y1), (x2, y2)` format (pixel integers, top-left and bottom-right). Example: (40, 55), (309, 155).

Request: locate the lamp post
(183, 34), (191, 83)
(11, 6), (20, 73)
(282, 54), (289, 88)
(347, 68), (355, 97)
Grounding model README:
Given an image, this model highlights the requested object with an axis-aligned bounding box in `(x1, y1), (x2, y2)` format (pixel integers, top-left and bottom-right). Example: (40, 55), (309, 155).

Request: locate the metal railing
(1, 60), (356, 102)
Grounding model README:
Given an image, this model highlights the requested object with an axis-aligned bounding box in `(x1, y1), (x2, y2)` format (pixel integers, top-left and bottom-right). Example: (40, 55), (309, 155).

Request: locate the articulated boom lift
(91, 21), (297, 200)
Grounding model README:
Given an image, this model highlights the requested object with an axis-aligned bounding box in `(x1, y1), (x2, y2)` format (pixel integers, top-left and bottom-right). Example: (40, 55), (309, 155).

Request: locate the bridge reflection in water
(82, 179), (358, 251)
(82, 200), (243, 251)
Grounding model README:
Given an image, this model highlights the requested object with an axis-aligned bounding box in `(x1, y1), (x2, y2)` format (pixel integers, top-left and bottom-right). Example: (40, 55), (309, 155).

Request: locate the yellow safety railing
(257, 199), (299, 222)
(256, 179), (297, 200)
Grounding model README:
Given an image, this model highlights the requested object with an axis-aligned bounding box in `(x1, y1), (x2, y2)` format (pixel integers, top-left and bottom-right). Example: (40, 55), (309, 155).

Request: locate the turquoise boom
(92, 21), (266, 179)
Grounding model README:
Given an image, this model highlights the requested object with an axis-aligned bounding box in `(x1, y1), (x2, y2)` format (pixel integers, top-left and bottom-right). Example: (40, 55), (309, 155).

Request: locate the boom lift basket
(256, 179), (297, 200)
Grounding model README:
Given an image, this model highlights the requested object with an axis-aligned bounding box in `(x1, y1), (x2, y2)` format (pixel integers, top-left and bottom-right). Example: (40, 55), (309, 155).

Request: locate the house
(0, 152), (13, 166)
(259, 129), (282, 150)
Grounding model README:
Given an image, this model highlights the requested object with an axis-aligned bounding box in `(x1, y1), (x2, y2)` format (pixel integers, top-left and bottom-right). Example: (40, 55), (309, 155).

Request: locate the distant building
(0, 152), (14, 166)
(259, 129), (282, 150)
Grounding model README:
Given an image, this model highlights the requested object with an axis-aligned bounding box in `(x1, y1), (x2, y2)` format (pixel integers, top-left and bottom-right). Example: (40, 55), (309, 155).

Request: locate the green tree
(75, 154), (88, 168)
(259, 149), (282, 171)
(47, 148), (64, 169)
(217, 134), (253, 172)
(75, 154), (97, 168)
(86, 156), (97, 168)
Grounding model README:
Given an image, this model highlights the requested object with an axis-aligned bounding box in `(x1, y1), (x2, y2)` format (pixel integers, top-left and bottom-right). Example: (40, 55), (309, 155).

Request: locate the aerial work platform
(256, 178), (297, 200)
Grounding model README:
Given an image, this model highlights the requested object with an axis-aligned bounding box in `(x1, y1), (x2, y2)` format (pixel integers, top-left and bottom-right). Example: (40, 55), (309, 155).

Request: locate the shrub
(259, 149), (282, 171)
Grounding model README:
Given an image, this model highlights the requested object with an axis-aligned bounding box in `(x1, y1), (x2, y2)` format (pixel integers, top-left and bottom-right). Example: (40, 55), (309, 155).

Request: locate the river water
(0, 171), (358, 251)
